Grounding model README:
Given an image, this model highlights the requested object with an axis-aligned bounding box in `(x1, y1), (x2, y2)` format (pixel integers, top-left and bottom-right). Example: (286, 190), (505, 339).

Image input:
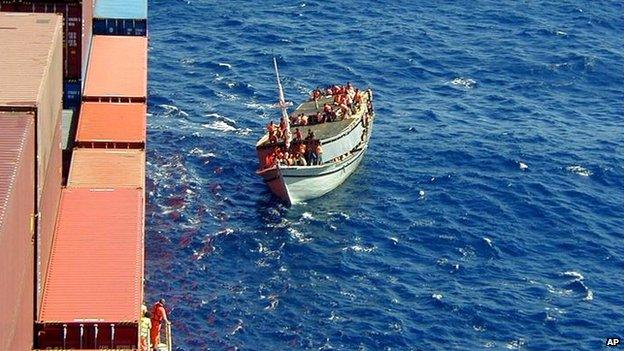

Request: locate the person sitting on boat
(279, 117), (287, 135)
(323, 103), (336, 122)
(300, 113), (308, 126)
(314, 112), (324, 124)
(346, 94), (355, 113)
(323, 103), (332, 114)
(333, 90), (344, 104)
(298, 143), (306, 157)
(338, 100), (351, 119)
(280, 152), (290, 166)
(295, 152), (307, 166)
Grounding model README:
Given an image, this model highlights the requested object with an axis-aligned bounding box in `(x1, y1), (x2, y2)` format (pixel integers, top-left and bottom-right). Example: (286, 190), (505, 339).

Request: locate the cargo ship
(0, 0), (169, 349)
(256, 59), (375, 205)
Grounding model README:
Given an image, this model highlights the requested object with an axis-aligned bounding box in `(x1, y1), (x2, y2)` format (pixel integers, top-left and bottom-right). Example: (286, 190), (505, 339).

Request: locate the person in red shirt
(150, 299), (170, 350)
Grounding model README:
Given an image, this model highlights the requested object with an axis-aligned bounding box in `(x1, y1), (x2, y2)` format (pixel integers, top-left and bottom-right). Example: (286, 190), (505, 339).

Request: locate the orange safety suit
(150, 302), (167, 348)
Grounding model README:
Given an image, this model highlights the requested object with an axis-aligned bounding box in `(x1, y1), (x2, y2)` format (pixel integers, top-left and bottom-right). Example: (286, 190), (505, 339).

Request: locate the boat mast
(273, 57), (291, 149)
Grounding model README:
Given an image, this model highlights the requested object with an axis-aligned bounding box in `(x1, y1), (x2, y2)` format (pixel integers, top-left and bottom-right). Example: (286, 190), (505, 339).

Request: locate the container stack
(0, 0), (95, 189)
(0, 0), (150, 349)
(34, 0), (149, 348)
(0, 0), (93, 109)
(0, 12), (64, 350)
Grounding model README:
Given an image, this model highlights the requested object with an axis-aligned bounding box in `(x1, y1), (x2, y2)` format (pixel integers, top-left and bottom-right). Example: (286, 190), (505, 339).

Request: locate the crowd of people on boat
(263, 130), (323, 168)
(262, 82), (372, 169)
(266, 82), (368, 142)
(310, 82), (365, 120)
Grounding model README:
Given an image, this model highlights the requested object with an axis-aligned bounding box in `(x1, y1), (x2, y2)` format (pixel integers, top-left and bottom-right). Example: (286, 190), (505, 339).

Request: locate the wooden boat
(255, 59), (375, 205)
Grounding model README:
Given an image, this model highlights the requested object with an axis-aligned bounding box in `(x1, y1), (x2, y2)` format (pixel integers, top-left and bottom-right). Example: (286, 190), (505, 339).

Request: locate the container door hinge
(30, 213), (40, 240)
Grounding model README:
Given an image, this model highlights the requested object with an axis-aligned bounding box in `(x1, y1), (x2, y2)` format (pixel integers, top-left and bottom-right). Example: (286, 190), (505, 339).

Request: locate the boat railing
(148, 322), (173, 351)
(164, 322), (173, 351)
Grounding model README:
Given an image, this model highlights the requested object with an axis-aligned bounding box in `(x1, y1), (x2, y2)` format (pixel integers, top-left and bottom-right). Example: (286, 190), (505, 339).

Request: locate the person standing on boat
(267, 121), (278, 144)
(353, 89), (362, 110)
(315, 143), (323, 165)
(311, 87), (322, 110)
(305, 129), (315, 141)
(294, 128), (303, 141)
(150, 299), (170, 350)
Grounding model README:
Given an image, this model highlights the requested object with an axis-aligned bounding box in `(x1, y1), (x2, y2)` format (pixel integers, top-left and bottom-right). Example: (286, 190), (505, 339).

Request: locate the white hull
(259, 143), (369, 204)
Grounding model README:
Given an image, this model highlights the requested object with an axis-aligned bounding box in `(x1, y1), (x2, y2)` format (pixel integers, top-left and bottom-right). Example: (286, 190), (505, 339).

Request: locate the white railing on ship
(146, 322), (172, 351)
(165, 322), (173, 351)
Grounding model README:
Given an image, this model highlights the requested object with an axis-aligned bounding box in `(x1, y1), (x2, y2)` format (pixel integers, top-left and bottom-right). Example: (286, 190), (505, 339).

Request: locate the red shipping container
(0, 0), (93, 80)
(37, 188), (143, 349)
(0, 113), (36, 351)
(83, 35), (148, 102)
(37, 111), (63, 314)
(75, 102), (147, 148)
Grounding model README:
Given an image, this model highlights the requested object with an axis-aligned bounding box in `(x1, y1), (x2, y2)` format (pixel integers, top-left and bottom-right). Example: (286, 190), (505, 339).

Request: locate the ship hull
(258, 142), (369, 205)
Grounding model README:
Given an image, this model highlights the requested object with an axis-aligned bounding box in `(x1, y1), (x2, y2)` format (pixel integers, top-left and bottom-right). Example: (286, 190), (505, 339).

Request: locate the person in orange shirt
(150, 299), (170, 350)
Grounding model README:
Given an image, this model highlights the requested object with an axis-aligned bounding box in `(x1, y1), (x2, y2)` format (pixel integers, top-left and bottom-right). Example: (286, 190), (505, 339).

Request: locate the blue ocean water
(144, 1), (624, 350)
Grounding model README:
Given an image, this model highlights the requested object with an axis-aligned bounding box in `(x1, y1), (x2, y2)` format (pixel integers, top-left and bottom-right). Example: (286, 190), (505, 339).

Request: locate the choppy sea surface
(145, 1), (624, 350)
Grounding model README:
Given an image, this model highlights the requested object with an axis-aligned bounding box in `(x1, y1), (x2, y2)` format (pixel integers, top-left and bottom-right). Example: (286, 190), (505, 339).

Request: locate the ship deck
(257, 92), (370, 148)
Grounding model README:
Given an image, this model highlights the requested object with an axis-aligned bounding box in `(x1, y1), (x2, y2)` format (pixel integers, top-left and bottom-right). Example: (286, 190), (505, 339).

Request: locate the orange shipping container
(75, 102), (146, 148)
(0, 13), (63, 199)
(83, 35), (147, 102)
(37, 188), (143, 349)
(68, 149), (145, 188)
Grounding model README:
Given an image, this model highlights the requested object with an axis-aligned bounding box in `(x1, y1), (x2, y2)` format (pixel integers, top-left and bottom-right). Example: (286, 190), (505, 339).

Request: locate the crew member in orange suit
(150, 299), (170, 350)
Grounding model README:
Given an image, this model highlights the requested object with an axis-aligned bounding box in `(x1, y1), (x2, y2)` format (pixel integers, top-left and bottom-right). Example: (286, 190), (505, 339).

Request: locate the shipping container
(68, 149), (145, 188)
(75, 102), (146, 148)
(0, 0), (93, 80)
(83, 35), (148, 102)
(0, 12), (63, 200)
(37, 113), (63, 314)
(63, 79), (82, 109)
(0, 113), (35, 351)
(36, 188), (143, 349)
(93, 0), (147, 36)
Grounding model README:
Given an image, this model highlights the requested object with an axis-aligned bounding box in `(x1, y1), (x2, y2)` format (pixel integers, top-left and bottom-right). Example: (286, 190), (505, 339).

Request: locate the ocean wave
(449, 77), (477, 88)
(203, 121), (237, 132)
(566, 165), (593, 177)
